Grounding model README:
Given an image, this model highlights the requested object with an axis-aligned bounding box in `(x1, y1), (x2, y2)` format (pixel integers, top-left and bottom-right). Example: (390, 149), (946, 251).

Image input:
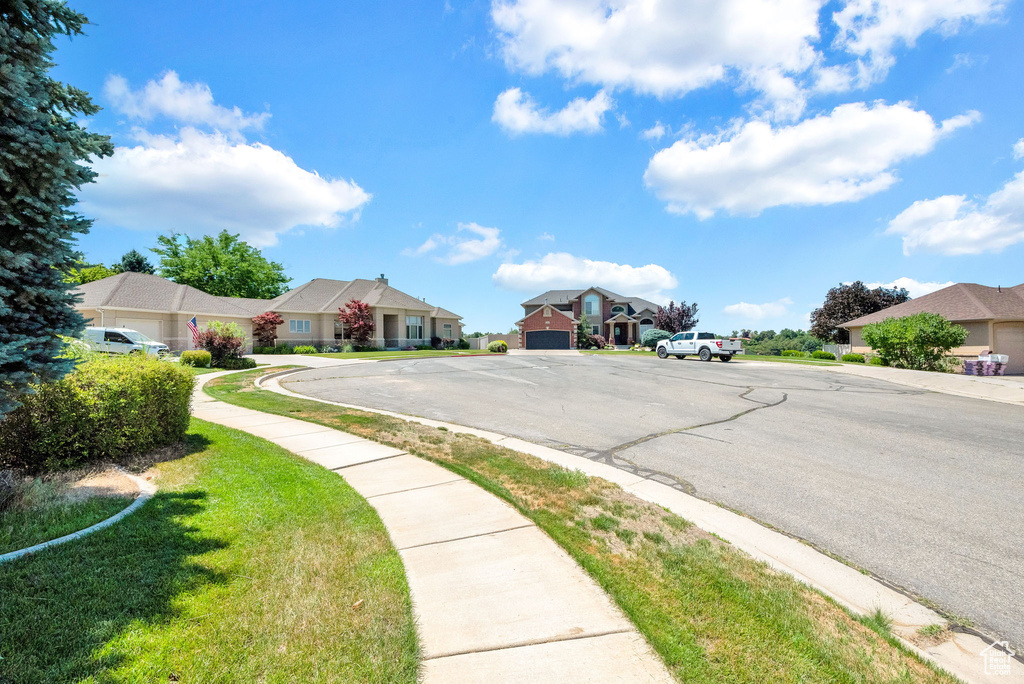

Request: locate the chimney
(376, 273), (388, 286)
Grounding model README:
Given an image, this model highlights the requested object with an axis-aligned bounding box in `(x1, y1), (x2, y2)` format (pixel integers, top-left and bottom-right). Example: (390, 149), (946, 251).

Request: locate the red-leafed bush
(252, 311), (284, 347)
(590, 335), (608, 349)
(339, 300), (375, 346)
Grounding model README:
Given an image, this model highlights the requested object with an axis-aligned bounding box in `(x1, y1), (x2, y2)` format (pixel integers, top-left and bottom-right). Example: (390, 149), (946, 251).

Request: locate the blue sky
(58, 0), (1024, 334)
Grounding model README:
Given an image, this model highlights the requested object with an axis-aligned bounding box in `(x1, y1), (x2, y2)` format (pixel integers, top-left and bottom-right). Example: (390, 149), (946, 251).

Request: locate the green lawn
(205, 369), (954, 684)
(294, 349), (497, 360)
(0, 419), (418, 684)
(0, 496), (132, 555)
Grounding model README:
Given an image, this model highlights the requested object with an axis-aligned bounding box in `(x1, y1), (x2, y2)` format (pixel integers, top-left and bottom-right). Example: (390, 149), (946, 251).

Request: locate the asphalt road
(282, 353), (1024, 649)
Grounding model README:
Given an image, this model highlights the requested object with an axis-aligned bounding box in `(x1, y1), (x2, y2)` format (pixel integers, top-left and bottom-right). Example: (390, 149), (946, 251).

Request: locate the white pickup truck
(656, 332), (743, 362)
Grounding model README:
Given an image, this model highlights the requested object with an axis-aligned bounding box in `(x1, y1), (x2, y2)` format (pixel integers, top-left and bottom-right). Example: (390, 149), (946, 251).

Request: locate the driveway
(281, 353), (1024, 649)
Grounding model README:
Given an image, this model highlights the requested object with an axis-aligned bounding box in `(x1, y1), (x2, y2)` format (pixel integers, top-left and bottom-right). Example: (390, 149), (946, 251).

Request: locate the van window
(104, 331), (131, 344)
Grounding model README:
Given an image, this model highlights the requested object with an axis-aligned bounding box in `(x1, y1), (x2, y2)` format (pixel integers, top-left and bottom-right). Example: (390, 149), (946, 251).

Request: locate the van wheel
(657, 347), (668, 359)
(699, 347), (712, 362)
(719, 355), (732, 362)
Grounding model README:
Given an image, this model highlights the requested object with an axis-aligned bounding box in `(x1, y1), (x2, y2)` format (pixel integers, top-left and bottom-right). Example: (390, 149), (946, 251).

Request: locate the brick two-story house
(516, 287), (660, 349)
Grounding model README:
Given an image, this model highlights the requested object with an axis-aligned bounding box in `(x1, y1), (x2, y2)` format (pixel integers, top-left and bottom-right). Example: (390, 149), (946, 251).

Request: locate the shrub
(862, 313), (969, 371)
(292, 345), (318, 354)
(343, 344), (355, 353)
(219, 357), (257, 370)
(457, 339), (470, 350)
(273, 344), (294, 354)
(251, 311), (283, 347)
(197, 327), (244, 368)
(355, 345), (380, 352)
(781, 350), (807, 357)
(938, 355), (964, 374)
(430, 336), (442, 349)
(487, 340), (508, 353)
(641, 329), (672, 348)
(338, 299), (375, 346)
(842, 353), (865, 363)
(590, 335), (608, 349)
(415, 344), (433, 351)
(180, 350), (212, 368)
(0, 356), (194, 472)
(811, 350), (836, 360)
(869, 355), (885, 366)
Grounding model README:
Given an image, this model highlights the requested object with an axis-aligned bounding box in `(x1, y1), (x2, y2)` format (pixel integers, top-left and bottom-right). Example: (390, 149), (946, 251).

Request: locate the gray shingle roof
(430, 306), (462, 319)
(73, 273), (460, 319)
(521, 288), (660, 316)
(74, 272), (255, 317)
(841, 282), (1024, 328)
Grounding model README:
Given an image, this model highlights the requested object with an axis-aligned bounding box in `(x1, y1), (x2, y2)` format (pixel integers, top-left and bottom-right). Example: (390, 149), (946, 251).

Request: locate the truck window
(670, 333), (685, 341)
(683, 332), (695, 341)
(697, 332), (715, 340)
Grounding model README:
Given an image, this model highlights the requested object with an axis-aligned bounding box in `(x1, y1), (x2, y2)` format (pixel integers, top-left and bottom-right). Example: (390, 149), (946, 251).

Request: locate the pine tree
(0, 1), (113, 414)
(115, 248), (155, 274)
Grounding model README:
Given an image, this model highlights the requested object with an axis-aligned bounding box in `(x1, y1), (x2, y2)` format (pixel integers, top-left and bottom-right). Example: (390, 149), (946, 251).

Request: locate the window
(584, 294), (599, 316)
(592, 325), (599, 335)
(406, 315), (424, 340)
(697, 332), (715, 340)
(610, 305), (625, 315)
(289, 319), (310, 334)
(670, 333), (685, 341)
(684, 332), (696, 341)
(443, 323), (452, 337)
(638, 318), (654, 337)
(104, 331), (131, 343)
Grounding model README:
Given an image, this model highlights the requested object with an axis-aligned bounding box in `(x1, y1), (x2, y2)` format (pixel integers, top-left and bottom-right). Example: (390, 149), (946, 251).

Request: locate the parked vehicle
(83, 327), (169, 356)
(657, 331), (743, 362)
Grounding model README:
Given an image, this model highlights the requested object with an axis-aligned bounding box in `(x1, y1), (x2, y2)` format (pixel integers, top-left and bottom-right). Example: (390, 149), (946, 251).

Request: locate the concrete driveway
(281, 353), (1024, 650)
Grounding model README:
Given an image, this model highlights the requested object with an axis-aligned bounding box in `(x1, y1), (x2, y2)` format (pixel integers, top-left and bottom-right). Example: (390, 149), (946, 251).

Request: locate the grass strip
(290, 350), (497, 360)
(0, 419), (418, 684)
(0, 496), (132, 555)
(206, 368), (956, 683)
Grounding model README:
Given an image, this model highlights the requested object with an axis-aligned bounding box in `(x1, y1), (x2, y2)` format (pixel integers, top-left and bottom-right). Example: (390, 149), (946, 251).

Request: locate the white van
(83, 327), (169, 356)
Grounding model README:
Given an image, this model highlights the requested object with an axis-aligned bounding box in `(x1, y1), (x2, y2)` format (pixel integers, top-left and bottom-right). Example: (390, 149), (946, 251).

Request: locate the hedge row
(0, 355), (195, 472)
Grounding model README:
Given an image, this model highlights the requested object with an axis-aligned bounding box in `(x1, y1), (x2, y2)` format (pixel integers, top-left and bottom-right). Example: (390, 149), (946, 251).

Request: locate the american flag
(188, 316), (201, 348)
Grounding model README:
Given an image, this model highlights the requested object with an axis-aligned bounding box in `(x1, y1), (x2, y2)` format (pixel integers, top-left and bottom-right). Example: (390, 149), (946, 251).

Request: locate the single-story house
(73, 272), (463, 352)
(516, 287), (661, 350)
(840, 282), (1024, 374)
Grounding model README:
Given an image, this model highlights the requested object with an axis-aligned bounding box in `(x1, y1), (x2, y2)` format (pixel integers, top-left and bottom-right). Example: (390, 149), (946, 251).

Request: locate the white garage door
(117, 318), (164, 343)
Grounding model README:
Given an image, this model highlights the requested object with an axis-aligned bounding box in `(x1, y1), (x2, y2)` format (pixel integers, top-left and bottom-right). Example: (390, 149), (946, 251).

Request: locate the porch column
(373, 310), (385, 347)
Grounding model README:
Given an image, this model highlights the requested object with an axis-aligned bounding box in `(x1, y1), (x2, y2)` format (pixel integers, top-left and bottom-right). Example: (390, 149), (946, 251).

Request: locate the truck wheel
(657, 347), (668, 359)
(719, 355), (732, 362)
(699, 347), (712, 362)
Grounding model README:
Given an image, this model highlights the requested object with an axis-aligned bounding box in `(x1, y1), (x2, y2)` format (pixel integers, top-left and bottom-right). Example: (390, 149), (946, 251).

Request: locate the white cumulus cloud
(644, 101), (979, 218)
(862, 277), (954, 298)
(80, 128), (371, 247)
(105, 71), (269, 136)
(1014, 138), (1024, 160)
(403, 222), (504, 265)
(641, 122), (667, 141)
(493, 252), (677, 302)
(885, 159), (1024, 255)
(723, 297), (794, 321)
(492, 87), (613, 135)
(832, 0), (1004, 86)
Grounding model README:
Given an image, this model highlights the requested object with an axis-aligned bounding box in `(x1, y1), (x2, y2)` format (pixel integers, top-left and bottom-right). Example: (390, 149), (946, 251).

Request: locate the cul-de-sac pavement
(281, 353), (1024, 651)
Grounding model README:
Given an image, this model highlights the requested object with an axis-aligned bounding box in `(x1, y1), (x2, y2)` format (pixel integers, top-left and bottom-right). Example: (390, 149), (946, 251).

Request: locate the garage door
(994, 322), (1024, 375)
(117, 318), (164, 343)
(525, 330), (570, 350)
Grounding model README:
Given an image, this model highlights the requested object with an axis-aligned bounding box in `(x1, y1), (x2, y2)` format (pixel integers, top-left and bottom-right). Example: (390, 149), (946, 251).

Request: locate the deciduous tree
(339, 300), (375, 347)
(152, 230), (290, 299)
(0, 1), (113, 414)
(252, 311), (284, 347)
(654, 301), (699, 333)
(810, 282), (911, 344)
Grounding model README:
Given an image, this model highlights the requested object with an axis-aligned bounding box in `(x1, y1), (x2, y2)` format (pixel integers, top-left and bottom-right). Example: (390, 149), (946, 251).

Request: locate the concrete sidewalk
(191, 375), (672, 683)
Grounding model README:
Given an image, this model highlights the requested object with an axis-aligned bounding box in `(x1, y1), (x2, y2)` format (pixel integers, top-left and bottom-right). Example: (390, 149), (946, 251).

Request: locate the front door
(614, 325), (627, 345)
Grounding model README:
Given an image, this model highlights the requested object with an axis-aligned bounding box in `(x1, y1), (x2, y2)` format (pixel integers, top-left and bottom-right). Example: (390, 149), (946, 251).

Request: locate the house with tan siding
(74, 272), (462, 352)
(840, 282), (1024, 374)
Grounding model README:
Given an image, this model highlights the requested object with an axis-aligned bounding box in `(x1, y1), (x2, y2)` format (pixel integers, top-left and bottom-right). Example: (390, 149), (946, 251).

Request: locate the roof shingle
(841, 282), (1024, 327)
